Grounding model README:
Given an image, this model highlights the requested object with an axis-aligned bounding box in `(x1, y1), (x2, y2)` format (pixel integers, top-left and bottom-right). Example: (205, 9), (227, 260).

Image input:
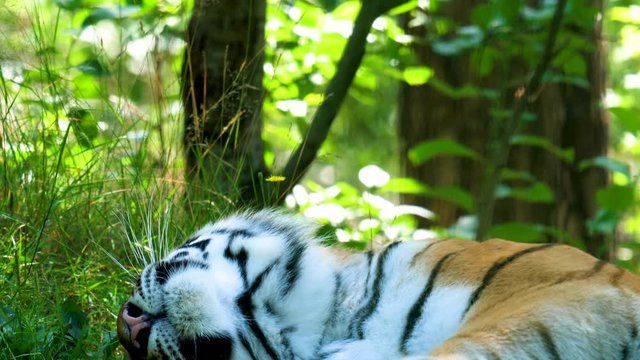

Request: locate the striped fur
(117, 210), (640, 359)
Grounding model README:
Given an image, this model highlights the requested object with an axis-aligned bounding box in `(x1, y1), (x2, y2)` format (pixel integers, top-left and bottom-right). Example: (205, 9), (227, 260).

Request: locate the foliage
(0, 0), (193, 357)
(607, 0), (640, 268)
(263, 0), (404, 184)
(286, 164), (436, 251)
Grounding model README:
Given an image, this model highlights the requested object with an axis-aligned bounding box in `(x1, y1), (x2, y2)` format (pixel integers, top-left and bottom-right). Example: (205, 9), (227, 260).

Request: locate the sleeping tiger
(117, 210), (640, 359)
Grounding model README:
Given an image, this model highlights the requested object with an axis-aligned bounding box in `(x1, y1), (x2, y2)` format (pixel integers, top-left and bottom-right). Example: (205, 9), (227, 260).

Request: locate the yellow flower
(266, 175), (286, 182)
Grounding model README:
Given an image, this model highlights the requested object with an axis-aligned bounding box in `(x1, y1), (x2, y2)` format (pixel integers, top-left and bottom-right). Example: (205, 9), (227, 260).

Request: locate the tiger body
(117, 210), (640, 359)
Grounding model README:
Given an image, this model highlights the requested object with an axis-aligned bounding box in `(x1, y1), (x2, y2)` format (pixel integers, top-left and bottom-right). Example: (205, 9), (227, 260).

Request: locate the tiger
(117, 209), (640, 359)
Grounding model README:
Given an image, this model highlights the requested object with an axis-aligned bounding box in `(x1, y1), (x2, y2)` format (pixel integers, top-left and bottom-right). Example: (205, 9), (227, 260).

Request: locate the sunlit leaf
(381, 178), (429, 194)
(609, 6), (640, 24)
(403, 66), (433, 86)
(596, 185), (634, 212)
(331, 0), (360, 21)
(609, 107), (640, 133)
(54, 0), (82, 10)
(408, 139), (478, 165)
(68, 108), (98, 148)
(266, 175), (286, 182)
(388, 0), (419, 15)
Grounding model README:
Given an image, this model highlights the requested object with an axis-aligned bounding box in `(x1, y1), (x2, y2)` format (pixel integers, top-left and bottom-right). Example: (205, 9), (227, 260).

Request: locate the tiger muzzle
(117, 302), (152, 359)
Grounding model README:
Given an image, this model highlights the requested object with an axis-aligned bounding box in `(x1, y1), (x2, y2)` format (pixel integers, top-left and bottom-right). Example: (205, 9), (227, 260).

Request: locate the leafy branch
(475, 0), (569, 240)
(276, 0), (408, 203)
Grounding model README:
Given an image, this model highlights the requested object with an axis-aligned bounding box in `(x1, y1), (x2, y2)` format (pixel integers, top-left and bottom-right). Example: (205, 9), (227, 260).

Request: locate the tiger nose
(117, 302), (151, 358)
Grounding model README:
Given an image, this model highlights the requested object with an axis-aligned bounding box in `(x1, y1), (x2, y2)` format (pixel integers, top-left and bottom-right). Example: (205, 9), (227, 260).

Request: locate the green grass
(0, 81), (220, 358)
(0, 2), (218, 358)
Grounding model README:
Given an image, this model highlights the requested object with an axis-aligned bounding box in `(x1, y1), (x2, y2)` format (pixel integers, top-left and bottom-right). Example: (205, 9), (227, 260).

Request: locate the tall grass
(0, 1), (221, 358)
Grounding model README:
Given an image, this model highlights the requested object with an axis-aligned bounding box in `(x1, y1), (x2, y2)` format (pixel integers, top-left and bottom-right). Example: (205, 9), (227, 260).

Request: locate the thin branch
(475, 0), (568, 240)
(276, 0), (408, 203)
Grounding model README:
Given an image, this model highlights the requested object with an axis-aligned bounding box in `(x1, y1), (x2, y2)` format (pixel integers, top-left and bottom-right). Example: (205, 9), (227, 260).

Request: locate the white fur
(404, 287), (471, 354)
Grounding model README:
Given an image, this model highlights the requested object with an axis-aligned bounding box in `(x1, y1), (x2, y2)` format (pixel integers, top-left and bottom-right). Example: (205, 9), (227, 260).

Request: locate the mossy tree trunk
(182, 0), (267, 205)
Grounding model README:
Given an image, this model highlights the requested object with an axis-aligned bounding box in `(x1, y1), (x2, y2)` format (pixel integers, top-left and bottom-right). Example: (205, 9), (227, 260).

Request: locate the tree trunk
(182, 0), (267, 205)
(398, 0), (609, 257)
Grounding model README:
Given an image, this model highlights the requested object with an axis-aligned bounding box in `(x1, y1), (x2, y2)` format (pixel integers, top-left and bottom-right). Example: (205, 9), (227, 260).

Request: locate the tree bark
(398, 0), (609, 257)
(182, 0), (267, 205)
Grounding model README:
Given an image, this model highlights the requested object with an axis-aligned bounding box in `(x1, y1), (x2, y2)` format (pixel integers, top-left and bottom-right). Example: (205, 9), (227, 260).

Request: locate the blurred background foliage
(1, 0), (640, 357)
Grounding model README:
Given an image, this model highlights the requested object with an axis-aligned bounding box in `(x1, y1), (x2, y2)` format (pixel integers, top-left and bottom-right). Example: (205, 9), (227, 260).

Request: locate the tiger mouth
(117, 302), (152, 359)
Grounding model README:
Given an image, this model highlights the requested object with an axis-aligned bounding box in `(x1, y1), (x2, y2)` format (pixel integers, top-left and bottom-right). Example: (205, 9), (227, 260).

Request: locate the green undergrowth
(0, 2), (215, 358)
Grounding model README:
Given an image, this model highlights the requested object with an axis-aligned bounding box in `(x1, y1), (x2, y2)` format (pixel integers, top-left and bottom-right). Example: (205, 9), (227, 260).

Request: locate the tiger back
(117, 210), (640, 359)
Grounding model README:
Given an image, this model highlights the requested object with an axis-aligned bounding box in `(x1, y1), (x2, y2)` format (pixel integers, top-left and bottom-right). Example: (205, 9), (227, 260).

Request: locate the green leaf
(54, 0), (82, 10)
(579, 156), (630, 177)
(82, 5), (141, 26)
(388, 0), (419, 15)
(428, 186), (475, 212)
(68, 108), (99, 148)
(408, 139), (478, 165)
(403, 66), (434, 86)
(609, 107), (640, 133)
(563, 55), (587, 77)
(331, 1), (360, 21)
(471, 47), (496, 76)
(609, 6), (640, 24)
(74, 59), (110, 77)
(316, 0), (341, 12)
(587, 209), (620, 234)
(61, 297), (89, 342)
(495, 0), (523, 23)
(510, 134), (574, 162)
(487, 222), (544, 243)
(432, 40), (463, 56)
(471, 4), (497, 28)
(522, 5), (555, 22)
(429, 79), (495, 99)
(596, 185), (634, 212)
(380, 178), (475, 212)
(381, 179), (474, 211)
(500, 168), (534, 182)
(381, 178), (429, 194)
(496, 182), (554, 203)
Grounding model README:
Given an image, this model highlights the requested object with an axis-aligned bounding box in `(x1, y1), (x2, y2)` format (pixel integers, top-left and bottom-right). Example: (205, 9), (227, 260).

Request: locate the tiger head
(116, 211), (310, 360)
(116, 234), (244, 359)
